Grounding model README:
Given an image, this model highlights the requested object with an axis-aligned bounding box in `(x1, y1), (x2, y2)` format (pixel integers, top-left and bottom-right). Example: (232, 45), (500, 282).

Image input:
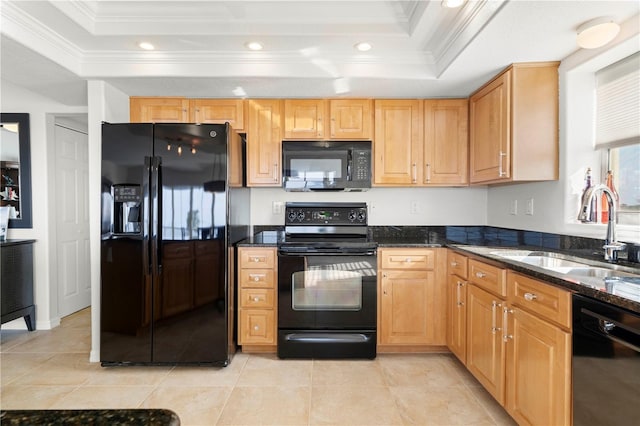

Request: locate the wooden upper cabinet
(423, 99), (468, 186)
(247, 99), (282, 186)
(374, 100), (424, 185)
(189, 99), (245, 131)
(283, 99), (372, 140)
(284, 99), (325, 139)
(470, 62), (559, 184)
(130, 97), (190, 123)
(329, 99), (372, 139)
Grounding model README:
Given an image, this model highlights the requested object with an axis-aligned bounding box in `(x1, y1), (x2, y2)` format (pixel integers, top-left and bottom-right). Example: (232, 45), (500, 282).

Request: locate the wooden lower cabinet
(378, 248), (446, 348)
(447, 274), (467, 363)
(505, 306), (571, 426)
(237, 247), (277, 351)
(466, 284), (506, 405)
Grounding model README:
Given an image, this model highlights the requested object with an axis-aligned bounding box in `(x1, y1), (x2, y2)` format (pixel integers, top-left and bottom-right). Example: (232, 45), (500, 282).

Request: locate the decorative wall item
(0, 113), (32, 228)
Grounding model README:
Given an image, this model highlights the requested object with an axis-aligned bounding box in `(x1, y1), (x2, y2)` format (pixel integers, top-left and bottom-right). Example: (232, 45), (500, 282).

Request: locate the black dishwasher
(572, 294), (640, 425)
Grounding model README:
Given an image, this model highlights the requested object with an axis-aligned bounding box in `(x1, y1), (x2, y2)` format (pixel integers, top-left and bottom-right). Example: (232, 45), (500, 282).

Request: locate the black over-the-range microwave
(282, 140), (372, 191)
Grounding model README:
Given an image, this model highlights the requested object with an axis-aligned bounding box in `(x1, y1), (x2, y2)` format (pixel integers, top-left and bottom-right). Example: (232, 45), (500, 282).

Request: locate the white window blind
(595, 51), (640, 149)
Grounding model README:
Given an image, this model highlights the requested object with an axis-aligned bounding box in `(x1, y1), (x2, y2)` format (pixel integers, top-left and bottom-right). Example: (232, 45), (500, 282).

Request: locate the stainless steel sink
(489, 249), (640, 283)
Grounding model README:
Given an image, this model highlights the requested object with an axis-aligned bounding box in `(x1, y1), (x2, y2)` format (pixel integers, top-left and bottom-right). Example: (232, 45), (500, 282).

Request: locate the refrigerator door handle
(143, 156), (152, 275)
(150, 156), (161, 277)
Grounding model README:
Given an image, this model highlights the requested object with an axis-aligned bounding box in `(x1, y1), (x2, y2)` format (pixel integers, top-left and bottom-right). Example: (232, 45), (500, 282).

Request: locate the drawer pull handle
(405, 258), (412, 263)
(253, 297), (260, 302)
(524, 292), (537, 301)
(249, 274), (264, 281)
(251, 257), (264, 262)
(475, 271), (486, 278)
(450, 261), (458, 267)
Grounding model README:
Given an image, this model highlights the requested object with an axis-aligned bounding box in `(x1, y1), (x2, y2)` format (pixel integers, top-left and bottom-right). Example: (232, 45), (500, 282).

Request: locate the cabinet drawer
(162, 242), (194, 259)
(239, 309), (276, 345)
(240, 288), (275, 309)
(239, 269), (276, 288)
(194, 240), (221, 255)
(448, 251), (468, 279)
(507, 271), (571, 329)
(469, 259), (506, 297)
(380, 250), (435, 270)
(239, 248), (275, 269)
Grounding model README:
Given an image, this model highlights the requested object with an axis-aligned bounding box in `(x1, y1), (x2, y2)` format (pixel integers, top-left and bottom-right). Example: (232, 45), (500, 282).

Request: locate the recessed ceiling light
(441, 0), (465, 8)
(354, 42), (372, 52)
(245, 42), (263, 51)
(138, 42), (155, 50)
(577, 17), (620, 49)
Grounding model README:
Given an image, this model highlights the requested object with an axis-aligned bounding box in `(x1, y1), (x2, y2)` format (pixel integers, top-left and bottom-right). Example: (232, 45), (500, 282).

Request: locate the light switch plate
(526, 198), (534, 215)
(510, 200), (518, 215)
(272, 201), (283, 214)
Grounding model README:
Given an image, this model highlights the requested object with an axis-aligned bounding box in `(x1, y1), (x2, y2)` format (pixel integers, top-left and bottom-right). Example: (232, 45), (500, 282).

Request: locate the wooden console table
(1, 239), (35, 330)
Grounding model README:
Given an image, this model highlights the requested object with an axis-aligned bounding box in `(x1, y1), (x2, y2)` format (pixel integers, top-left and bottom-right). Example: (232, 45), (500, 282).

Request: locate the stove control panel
(285, 202), (368, 225)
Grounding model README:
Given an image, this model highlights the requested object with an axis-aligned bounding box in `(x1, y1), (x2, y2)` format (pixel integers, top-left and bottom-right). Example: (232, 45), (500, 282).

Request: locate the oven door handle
(278, 249), (377, 256)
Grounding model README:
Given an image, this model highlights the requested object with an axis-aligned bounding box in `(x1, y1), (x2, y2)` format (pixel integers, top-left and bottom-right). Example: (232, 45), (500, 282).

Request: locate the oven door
(277, 248), (377, 358)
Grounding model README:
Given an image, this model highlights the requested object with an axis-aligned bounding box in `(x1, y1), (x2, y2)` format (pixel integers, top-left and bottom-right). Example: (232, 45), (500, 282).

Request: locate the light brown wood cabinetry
(374, 100), (423, 185)
(283, 99), (372, 140)
(504, 271), (571, 426)
(130, 97), (190, 123)
(238, 247), (277, 350)
(130, 97), (245, 130)
(446, 250), (468, 364)
(329, 99), (372, 139)
(469, 62), (559, 184)
(467, 280), (506, 405)
(423, 99), (468, 185)
(247, 99), (283, 186)
(378, 248), (446, 348)
(189, 99), (245, 131)
(374, 99), (468, 186)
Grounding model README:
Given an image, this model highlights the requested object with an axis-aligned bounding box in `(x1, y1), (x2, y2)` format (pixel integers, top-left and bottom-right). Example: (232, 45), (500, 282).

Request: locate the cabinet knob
(451, 261), (458, 267)
(253, 297), (260, 302)
(405, 258), (412, 263)
(475, 271), (486, 278)
(253, 325), (259, 331)
(524, 292), (537, 301)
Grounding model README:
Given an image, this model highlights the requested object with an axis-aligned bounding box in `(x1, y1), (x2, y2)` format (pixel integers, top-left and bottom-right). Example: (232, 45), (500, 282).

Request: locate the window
(596, 52), (640, 226)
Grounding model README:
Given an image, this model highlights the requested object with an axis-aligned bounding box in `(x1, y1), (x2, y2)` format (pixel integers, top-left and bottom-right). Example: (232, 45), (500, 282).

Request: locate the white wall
(251, 186), (488, 226)
(88, 80), (130, 362)
(487, 16), (640, 244)
(1, 80), (87, 329)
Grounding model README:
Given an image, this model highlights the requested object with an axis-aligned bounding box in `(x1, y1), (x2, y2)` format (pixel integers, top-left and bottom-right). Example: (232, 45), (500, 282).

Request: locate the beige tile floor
(1, 308), (516, 425)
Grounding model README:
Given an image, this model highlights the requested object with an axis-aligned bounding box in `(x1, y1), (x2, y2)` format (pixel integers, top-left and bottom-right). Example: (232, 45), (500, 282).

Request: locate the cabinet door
(447, 274), (467, 364)
(423, 99), (468, 185)
(239, 309), (276, 344)
(380, 269), (438, 345)
(466, 284), (505, 405)
(469, 71), (511, 183)
(373, 100), (423, 185)
(505, 308), (571, 426)
(190, 99), (245, 131)
(284, 99), (325, 139)
(130, 97), (190, 123)
(247, 99), (282, 185)
(329, 99), (372, 139)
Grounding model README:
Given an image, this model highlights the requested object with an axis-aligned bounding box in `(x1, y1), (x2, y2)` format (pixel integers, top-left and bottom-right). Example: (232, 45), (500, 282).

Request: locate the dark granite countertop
(236, 226), (640, 313)
(0, 409), (180, 425)
(449, 244), (640, 313)
(0, 239), (36, 247)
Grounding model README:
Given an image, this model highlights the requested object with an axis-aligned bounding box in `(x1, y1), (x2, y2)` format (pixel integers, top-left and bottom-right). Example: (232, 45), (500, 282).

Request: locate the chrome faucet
(577, 184), (626, 262)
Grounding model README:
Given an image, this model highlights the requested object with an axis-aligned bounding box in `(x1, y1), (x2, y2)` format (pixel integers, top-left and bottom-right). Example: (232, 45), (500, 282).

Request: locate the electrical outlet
(510, 200), (518, 215)
(272, 201), (283, 214)
(526, 198), (534, 215)
(410, 200), (419, 214)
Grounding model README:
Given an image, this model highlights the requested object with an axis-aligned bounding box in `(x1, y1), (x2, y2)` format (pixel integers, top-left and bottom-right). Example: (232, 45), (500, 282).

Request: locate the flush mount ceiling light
(354, 42), (372, 52)
(138, 42), (155, 50)
(441, 0), (465, 8)
(577, 17), (620, 49)
(245, 42), (263, 51)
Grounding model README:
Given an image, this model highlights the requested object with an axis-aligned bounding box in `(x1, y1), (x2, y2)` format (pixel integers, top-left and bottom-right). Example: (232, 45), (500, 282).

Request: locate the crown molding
(48, 0), (98, 33)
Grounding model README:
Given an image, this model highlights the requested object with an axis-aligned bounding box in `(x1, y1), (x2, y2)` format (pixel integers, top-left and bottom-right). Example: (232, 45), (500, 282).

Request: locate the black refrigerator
(100, 122), (249, 366)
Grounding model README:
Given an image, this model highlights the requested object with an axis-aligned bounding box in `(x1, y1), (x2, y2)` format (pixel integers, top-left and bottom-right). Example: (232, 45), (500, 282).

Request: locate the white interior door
(55, 124), (91, 317)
